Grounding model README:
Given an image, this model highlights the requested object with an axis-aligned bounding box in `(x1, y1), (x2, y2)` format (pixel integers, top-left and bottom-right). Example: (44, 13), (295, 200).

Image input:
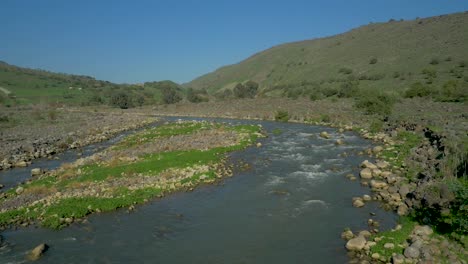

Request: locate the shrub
(404, 82), (433, 98)
(320, 114), (331, 123)
(274, 110), (289, 122)
(421, 68), (437, 79)
(393, 72), (400, 78)
(161, 87), (182, 104)
(369, 57), (378, 64)
(0, 114), (9, 122)
(187, 88), (208, 103)
(429, 58), (439, 65)
(445, 56), (452, 62)
(338, 67), (353, 75)
(233, 81), (258, 98)
(435, 80), (467, 102)
(354, 92), (396, 116)
(337, 81), (360, 98)
(110, 91), (132, 109)
(459, 61), (466, 68)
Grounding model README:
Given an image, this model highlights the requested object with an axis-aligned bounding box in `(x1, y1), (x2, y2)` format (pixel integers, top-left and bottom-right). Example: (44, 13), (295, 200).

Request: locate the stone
(371, 253), (380, 260)
(256, 142), (262, 147)
(373, 146), (384, 154)
(413, 225), (433, 237)
(27, 243), (48, 261)
(341, 230), (354, 240)
(404, 246), (420, 258)
(319, 131), (330, 139)
(335, 139), (345, 145)
(399, 184), (411, 198)
(15, 160), (28, 167)
(360, 168), (373, 179)
(376, 161), (389, 169)
(361, 160), (378, 169)
(31, 168), (41, 176)
(370, 180), (388, 189)
(392, 254), (405, 264)
(15, 186), (24, 195)
(397, 204), (409, 216)
(358, 230), (372, 238)
(346, 235), (367, 251)
(353, 198), (365, 208)
(384, 243), (395, 249)
(372, 168), (382, 177)
(362, 195), (372, 201)
(381, 171), (392, 178)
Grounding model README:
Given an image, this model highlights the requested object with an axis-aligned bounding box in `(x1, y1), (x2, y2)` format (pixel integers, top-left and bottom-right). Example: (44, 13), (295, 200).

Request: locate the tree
(233, 81), (258, 98)
(161, 86), (182, 104)
(110, 91), (132, 109)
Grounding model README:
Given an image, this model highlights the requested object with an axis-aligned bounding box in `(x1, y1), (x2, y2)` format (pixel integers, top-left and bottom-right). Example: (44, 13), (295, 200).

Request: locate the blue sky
(1, 0), (467, 84)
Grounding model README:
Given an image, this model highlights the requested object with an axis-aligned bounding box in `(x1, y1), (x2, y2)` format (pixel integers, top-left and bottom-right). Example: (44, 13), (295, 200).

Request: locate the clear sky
(1, 0), (467, 84)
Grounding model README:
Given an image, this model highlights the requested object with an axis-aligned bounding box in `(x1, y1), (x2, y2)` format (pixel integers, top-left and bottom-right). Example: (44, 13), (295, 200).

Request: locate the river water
(0, 118), (397, 263)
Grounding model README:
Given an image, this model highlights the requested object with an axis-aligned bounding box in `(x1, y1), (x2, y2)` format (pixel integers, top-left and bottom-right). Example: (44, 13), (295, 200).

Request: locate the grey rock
(404, 246), (420, 258)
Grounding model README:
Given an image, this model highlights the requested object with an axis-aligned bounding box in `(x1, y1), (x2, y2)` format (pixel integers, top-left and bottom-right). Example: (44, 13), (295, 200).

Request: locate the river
(0, 117), (397, 263)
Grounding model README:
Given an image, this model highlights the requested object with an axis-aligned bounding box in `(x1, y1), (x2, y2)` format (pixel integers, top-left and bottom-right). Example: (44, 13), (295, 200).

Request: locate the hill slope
(187, 12), (468, 97)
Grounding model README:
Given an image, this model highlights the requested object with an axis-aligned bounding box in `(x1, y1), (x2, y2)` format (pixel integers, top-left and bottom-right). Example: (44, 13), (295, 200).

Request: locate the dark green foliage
(320, 114), (331, 123)
(393, 71), (401, 78)
(161, 86), (182, 104)
(404, 82), (433, 98)
(445, 56), (452, 62)
(354, 91), (396, 116)
(459, 61), (466, 68)
(337, 81), (360, 98)
(369, 57), (378, 64)
(429, 58), (440, 65)
(436, 80), (467, 102)
(110, 91), (132, 109)
(421, 68), (437, 79)
(135, 95), (145, 107)
(187, 88), (208, 103)
(274, 110), (289, 122)
(233, 80), (258, 98)
(338, 67), (353, 75)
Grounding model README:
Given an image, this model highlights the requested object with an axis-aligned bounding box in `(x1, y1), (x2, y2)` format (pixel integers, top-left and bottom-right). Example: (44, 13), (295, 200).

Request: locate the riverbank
(0, 106), (157, 171)
(0, 120), (265, 230)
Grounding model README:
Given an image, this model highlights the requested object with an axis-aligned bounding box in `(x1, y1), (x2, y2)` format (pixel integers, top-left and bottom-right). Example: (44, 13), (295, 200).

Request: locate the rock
(399, 184), (411, 198)
(392, 254), (405, 264)
(384, 243), (395, 249)
(341, 230), (354, 240)
(376, 161), (389, 169)
(338, 128), (345, 133)
(319, 131), (330, 139)
(0, 184), (4, 189)
(15, 160), (28, 167)
(381, 171), (392, 178)
(413, 225), (433, 237)
(397, 204), (409, 216)
(373, 146), (383, 154)
(335, 139), (345, 145)
(346, 235), (367, 251)
(404, 246), (420, 258)
(370, 180), (387, 189)
(27, 243), (48, 261)
(31, 168), (42, 176)
(362, 194), (372, 201)
(372, 168), (382, 177)
(360, 168), (373, 179)
(358, 230), (372, 238)
(371, 253), (380, 260)
(256, 142), (262, 147)
(15, 186), (24, 195)
(361, 160), (378, 169)
(353, 198), (365, 208)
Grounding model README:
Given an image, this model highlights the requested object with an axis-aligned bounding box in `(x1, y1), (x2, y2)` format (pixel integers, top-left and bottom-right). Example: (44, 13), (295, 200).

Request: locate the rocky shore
(0, 108), (157, 171)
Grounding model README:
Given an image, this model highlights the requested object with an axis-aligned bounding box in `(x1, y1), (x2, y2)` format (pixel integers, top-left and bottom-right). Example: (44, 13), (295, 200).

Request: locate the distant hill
(186, 12), (468, 98)
(0, 62), (183, 107)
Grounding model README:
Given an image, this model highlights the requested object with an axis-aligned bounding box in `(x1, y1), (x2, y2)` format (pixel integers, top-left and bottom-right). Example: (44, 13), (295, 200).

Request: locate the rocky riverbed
(0, 107), (157, 171)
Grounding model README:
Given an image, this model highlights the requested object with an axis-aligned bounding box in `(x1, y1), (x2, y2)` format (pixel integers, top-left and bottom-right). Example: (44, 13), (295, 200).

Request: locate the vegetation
(354, 91), (396, 116)
(274, 110), (290, 122)
(233, 81), (259, 98)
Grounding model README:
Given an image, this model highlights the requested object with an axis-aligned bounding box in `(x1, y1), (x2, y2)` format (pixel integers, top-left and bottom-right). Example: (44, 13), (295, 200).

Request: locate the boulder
(397, 204), (409, 216)
(31, 168), (42, 176)
(392, 254), (405, 264)
(256, 142), (262, 147)
(362, 194), (372, 201)
(341, 230), (354, 240)
(404, 246), (420, 258)
(360, 168), (373, 179)
(376, 161), (389, 169)
(370, 180), (388, 189)
(27, 243), (48, 261)
(398, 184), (411, 198)
(15, 161), (28, 167)
(353, 198), (365, 208)
(335, 139), (345, 145)
(358, 230), (372, 238)
(360, 160), (378, 169)
(373, 146), (383, 154)
(413, 225), (433, 237)
(319, 131), (330, 139)
(15, 186), (24, 195)
(345, 235), (367, 251)
(371, 168), (382, 177)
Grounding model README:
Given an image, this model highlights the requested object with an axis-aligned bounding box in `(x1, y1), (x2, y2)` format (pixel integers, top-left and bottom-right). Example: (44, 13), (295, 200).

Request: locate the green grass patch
(381, 131), (423, 170)
(370, 217), (416, 261)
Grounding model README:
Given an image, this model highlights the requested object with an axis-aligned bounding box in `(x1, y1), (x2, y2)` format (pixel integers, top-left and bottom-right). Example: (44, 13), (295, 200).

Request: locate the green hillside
(0, 62), (183, 107)
(187, 12), (468, 98)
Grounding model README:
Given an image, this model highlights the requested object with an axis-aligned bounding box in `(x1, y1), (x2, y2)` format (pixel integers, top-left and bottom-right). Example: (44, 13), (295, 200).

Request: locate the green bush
(338, 67), (353, 75)
(233, 81), (258, 99)
(435, 80), (467, 102)
(404, 82), (433, 98)
(161, 86), (182, 104)
(110, 91), (132, 109)
(354, 91), (396, 116)
(337, 81), (360, 98)
(369, 57), (378, 64)
(320, 114), (331, 123)
(275, 110), (289, 122)
(429, 58), (439, 65)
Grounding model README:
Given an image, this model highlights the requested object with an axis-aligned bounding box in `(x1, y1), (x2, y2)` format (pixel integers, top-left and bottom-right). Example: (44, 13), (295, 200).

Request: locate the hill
(186, 12), (468, 99)
(0, 62), (183, 107)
